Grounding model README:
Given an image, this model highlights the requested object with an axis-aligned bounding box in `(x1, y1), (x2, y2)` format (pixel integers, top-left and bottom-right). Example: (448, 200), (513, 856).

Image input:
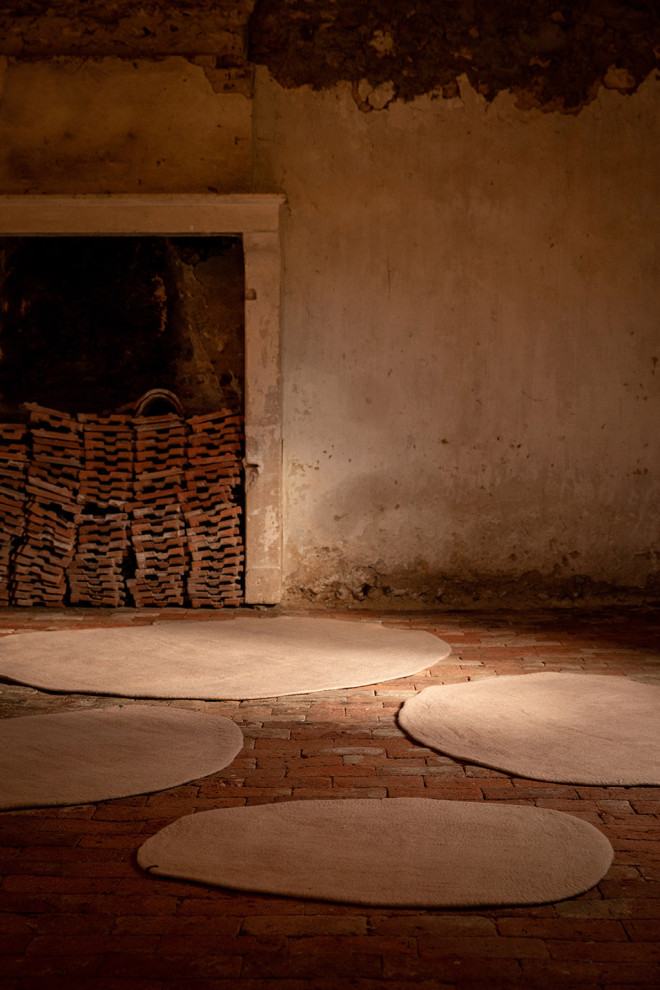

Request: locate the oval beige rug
(0, 705), (243, 810)
(137, 798), (613, 907)
(0, 616), (449, 699)
(398, 672), (660, 785)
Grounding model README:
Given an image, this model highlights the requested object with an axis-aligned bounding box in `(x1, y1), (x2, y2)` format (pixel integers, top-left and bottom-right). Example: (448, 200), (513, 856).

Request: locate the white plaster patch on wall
(353, 78), (397, 112)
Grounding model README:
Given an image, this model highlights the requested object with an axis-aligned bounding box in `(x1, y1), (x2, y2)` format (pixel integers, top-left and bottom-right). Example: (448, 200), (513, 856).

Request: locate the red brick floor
(0, 605), (659, 989)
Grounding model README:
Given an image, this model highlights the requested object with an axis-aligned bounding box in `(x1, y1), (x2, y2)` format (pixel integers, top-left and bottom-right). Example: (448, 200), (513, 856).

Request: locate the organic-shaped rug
(137, 798), (613, 907)
(0, 705), (243, 810)
(0, 616), (449, 699)
(398, 672), (660, 785)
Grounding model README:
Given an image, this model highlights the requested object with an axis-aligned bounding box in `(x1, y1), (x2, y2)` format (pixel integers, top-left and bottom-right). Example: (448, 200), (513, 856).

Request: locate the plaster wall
(0, 57), (252, 193)
(252, 70), (660, 604)
(0, 54), (657, 605)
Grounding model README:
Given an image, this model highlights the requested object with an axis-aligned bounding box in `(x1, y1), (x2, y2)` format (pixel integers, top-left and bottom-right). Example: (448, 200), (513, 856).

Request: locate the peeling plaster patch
(0, 1), (658, 114)
(353, 78), (397, 112)
(369, 30), (395, 56)
(199, 64), (254, 97)
(249, 0), (660, 114)
(603, 64), (637, 92)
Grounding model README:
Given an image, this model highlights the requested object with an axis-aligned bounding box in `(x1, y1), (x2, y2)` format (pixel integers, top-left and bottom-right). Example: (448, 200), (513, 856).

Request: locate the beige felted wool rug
(0, 616), (448, 699)
(398, 672), (660, 785)
(137, 797), (613, 907)
(0, 705), (243, 810)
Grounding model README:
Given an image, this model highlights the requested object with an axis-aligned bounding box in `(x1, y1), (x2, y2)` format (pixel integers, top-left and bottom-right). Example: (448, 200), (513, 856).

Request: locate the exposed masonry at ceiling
(0, 1), (658, 113)
(249, 0), (660, 112)
(0, 1), (251, 59)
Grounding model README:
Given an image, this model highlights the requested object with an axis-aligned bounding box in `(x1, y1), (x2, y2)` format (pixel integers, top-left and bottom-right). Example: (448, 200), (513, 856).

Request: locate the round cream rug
(0, 616), (449, 699)
(137, 797), (613, 907)
(0, 705), (243, 810)
(398, 672), (660, 785)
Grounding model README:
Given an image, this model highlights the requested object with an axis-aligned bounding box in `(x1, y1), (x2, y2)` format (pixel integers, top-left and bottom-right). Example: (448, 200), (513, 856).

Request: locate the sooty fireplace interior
(0, 235), (245, 419)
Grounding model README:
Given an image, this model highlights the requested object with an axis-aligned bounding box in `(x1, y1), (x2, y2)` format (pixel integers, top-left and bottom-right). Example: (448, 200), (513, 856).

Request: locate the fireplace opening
(0, 234), (247, 609)
(0, 194), (285, 607)
(0, 235), (244, 418)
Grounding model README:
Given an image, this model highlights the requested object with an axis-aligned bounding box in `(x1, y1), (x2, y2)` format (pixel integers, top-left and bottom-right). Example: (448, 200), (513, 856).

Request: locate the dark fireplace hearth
(0, 235), (245, 419)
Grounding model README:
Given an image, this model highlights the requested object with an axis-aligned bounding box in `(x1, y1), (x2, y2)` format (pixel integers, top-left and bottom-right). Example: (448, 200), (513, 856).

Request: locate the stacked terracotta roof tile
(182, 412), (244, 608)
(68, 413), (135, 607)
(13, 405), (82, 606)
(128, 414), (188, 607)
(79, 414), (133, 507)
(0, 402), (245, 608)
(0, 423), (29, 605)
(68, 508), (129, 608)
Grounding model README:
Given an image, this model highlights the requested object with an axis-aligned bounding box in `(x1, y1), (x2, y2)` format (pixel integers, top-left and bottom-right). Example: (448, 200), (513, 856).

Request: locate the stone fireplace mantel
(0, 193), (285, 604)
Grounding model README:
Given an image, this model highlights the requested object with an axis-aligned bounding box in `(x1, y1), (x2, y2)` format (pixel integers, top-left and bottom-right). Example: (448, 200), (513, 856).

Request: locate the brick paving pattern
(0, 605), (658, 988)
